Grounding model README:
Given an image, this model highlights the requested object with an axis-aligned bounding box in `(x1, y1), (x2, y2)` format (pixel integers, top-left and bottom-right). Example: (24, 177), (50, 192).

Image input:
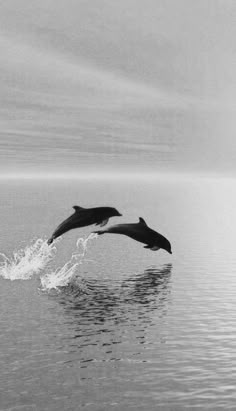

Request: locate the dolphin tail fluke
(93, 230), (105, 235)
(47, 237), (54, 245)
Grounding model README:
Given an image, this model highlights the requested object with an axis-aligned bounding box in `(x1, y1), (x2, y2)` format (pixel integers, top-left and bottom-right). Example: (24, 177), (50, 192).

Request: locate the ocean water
(0, 177), (236, 410)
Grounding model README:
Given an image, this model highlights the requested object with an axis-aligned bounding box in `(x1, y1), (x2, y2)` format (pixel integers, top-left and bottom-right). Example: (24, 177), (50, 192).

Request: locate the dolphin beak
(118, 212), (122, 216)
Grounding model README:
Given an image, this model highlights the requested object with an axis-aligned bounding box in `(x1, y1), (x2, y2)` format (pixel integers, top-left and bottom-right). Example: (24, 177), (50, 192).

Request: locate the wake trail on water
(0, 233), (98, 287)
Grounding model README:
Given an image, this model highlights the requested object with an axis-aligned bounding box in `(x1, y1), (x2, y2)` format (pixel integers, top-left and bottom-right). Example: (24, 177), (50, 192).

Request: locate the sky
(0, 0), (235, 178)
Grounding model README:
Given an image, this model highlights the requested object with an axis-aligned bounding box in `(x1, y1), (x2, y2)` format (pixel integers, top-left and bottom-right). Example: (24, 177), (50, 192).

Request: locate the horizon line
(0, 171), (235, 182)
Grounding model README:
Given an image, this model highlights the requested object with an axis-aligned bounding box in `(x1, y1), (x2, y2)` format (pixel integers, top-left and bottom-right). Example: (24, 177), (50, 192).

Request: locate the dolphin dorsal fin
(73, 206), (85, 212)
(139, 217), (148, 226)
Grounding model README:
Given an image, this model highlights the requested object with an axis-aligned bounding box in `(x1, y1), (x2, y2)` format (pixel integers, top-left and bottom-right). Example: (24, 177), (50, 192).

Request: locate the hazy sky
(0, 0), (235, 177)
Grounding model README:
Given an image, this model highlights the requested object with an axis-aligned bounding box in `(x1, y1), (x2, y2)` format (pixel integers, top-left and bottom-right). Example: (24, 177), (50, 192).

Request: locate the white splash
(40, 233), (98, 290)
(0, 238), (58, 280)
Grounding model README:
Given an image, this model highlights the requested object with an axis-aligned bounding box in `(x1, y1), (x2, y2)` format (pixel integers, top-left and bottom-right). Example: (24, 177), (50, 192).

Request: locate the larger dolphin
(94, 217), (172, 254)
(48, 206), (122, 244)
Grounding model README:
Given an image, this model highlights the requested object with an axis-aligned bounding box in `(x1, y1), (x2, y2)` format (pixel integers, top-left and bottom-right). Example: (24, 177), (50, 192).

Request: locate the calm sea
(0, 177), (236, 410)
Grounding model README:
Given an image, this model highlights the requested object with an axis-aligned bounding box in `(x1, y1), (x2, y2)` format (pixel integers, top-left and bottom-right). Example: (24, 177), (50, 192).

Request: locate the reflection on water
(122, 264), (172, 307)
(56, 264), (172, 318)
(50, 264), (172, 364)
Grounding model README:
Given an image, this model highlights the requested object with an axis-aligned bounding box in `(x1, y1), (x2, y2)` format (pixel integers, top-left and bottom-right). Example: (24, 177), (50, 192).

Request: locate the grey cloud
(0, 0), (235, 176)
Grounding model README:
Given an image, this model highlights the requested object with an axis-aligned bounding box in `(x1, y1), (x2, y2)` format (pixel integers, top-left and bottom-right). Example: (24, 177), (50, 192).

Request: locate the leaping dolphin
(94, 217), (172, 254)
(48, 206), (122, 244)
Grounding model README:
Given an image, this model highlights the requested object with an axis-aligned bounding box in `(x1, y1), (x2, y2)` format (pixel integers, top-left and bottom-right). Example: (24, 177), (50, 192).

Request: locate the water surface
(1, 178), (236, 410)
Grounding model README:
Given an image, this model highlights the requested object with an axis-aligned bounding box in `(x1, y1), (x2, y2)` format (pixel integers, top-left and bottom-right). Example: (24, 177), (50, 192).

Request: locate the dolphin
(94, 217), (172, 254)
(48, 206), (122, 244)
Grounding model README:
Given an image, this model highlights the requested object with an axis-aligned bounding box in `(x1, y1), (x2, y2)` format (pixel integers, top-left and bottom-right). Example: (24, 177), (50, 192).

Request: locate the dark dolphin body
(94, 217), (172, 254)
(48, 206), (122, 244)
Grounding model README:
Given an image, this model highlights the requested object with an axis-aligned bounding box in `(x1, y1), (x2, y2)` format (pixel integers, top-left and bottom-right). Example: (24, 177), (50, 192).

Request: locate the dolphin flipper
(150, 246), (160, 251)
(143, 245), (160, 251)
(95, 218), (109, 227)
(99, 219), (109, 227)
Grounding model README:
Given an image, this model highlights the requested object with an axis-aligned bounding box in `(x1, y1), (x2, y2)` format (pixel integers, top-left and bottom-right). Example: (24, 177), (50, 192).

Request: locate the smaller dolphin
(94, 217), (172, 254)
(48, 206), (122, 244)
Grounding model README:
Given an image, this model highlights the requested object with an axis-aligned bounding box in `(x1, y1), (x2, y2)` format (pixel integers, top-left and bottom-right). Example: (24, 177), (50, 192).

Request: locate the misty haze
(1, 1), (236, 411)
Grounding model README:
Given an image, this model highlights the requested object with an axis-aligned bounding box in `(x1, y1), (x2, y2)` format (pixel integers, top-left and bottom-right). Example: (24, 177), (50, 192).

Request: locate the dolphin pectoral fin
(99, 219), (109, 227)
(143, 245), (160, 251)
